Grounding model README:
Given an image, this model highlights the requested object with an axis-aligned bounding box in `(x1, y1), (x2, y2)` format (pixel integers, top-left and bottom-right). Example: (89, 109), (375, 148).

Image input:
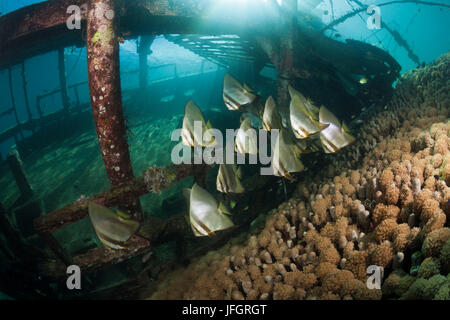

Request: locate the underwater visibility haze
(0, 0), (449, 302)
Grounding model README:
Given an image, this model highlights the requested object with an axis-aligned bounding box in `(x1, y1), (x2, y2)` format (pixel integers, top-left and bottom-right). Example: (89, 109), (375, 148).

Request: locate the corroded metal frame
(0, 0), (290, 277)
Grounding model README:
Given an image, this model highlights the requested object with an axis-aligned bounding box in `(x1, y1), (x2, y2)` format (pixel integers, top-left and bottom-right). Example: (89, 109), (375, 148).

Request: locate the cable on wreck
(352, 0), (422, 65)
(346, 0), (385, 48)
(356, 0), (423, 66)
(322, 0), (450, 33)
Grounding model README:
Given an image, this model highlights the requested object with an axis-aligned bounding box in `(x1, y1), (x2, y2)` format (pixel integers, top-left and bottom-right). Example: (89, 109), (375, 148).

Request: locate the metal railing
(36, 80), (89, 117)
(0, 60), (219, 147)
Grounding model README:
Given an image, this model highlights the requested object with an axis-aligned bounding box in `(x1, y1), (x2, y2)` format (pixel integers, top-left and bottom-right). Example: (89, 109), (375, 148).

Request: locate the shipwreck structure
(0, 0), (425, 298)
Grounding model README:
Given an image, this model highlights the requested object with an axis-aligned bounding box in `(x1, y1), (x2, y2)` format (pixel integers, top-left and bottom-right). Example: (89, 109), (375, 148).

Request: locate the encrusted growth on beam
(0, 0), (84, 44)
(0, 0), (85, 70)
(0, 0), (215, 70)
(73, 234), (150, 272)
(86, 0), (134, 189)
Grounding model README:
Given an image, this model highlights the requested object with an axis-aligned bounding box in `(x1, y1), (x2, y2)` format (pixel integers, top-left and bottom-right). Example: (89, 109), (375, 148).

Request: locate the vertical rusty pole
(255, 1), (297, 115)
(277, 0), (297, 113)
(58, 48), (71, 114)
(86, 0), (142, 218)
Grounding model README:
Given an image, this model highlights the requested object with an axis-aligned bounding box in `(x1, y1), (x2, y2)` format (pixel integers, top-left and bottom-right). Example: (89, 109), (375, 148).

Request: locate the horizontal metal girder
(0, 0), (276, 70)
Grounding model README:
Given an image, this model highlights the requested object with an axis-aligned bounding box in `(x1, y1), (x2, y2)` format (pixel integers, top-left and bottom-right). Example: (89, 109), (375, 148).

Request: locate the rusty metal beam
(0, 0), (200, 70)
(265, 0), (298, 113)
(33, 164), (197, 234)
(86, 0), (133, 187)
(34, 163), (202, 275)
(73, 234), (150, 272)
(86, 0), (143, 220)
(0, 0), (276, 70)
(0, 0), (84, 45)
(0, 0), (85, 70)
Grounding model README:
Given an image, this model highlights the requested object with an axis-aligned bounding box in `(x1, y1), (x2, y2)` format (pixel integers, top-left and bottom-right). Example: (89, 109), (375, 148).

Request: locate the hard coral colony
(149, 53), (450, 300)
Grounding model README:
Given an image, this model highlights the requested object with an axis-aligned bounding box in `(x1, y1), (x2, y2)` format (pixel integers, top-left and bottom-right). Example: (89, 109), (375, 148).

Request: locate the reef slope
(146, 53), (450, 300)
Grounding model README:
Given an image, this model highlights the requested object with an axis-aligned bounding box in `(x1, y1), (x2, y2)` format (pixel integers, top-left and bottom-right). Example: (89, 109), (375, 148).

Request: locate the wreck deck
(0, 0), (275, 71)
